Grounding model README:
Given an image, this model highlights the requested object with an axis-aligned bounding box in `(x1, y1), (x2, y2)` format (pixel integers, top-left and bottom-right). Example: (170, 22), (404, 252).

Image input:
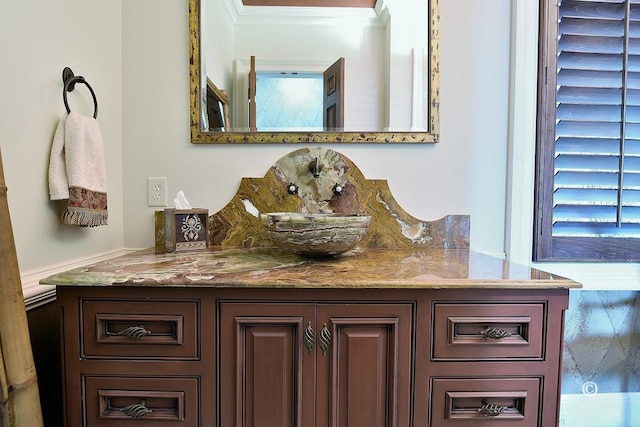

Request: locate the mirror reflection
(189, 0), (440, 143)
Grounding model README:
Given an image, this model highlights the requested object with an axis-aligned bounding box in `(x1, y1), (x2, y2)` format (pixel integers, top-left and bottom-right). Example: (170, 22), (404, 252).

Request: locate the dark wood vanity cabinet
(56, 285), (569, 427)
(425, 290), (569, 427)
(57, 286), (217, 427)
(218, 299), (413, 427)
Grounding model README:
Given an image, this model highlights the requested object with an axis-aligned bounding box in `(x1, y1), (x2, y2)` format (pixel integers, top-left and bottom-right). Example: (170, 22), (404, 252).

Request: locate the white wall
(386, 0), (428, 130)
(0, 0), (511, 294)
(0, 0), (123, 293)
(122, 0), (511, 256)
(205, 0), (235, 89)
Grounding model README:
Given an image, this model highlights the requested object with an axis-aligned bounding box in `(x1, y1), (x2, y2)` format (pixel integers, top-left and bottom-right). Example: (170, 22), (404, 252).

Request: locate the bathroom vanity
(42, 148), (580, 427)
(45, 247), (578, 427)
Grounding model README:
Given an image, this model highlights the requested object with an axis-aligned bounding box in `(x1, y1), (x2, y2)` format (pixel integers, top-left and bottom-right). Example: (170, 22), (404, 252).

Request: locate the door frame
(233, 58), (335, 130)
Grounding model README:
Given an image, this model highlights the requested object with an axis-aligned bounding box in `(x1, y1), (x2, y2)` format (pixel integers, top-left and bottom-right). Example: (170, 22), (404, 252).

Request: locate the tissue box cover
(164, 208), (208, 252)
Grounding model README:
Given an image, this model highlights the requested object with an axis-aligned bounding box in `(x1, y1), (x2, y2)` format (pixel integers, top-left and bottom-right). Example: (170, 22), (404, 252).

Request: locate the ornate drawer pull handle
(118, 325), (151, 339)
(480, 327), (512, 339)
(319, 323), (331, 355)
(304, 321), (315, 354)
(120, 400), (152, 418)
(477, 400), (506, 417)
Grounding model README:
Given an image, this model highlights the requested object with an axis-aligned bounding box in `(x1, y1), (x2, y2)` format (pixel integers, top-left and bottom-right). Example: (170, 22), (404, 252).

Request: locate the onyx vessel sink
(260, 213), (371, 257)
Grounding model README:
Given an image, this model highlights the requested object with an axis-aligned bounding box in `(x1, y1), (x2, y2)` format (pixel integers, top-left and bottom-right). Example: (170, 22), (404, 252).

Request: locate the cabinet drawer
(83, 376), (199, 427)
(431, 377), (540, 426)
(432, 303), (545, 360)
(80, 298), (199, 359)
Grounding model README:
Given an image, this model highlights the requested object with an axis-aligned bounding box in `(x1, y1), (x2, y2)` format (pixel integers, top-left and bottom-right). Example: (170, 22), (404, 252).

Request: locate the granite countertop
(39, 247), (581, 289)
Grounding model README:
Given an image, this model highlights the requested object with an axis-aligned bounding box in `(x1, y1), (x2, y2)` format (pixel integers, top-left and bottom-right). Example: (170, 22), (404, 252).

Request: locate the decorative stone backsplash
(208, 147), (469, 249)
(157, 147), (470, 252)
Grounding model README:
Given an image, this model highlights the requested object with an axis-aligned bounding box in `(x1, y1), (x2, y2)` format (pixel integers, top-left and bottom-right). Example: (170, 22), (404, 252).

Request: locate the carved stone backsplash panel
(157, 147), (469, 252)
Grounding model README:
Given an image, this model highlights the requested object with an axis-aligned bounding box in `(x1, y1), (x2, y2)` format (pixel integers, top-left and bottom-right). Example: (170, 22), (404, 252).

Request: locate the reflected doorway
(245, 57), (345, 131)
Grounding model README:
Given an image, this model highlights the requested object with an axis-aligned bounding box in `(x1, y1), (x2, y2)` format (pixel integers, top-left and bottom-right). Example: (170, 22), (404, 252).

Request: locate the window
(534, 0), (640, 261)
(255, 72), (323, 131)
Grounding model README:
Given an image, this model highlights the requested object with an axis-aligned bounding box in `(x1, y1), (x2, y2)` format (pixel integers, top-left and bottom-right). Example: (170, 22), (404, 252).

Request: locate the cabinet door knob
(304, 321), (315, 354)
(319, 323), (331, 355)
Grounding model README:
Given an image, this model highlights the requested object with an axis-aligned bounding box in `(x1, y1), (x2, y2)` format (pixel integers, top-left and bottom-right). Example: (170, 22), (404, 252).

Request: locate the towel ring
(62, 67), (98, 119)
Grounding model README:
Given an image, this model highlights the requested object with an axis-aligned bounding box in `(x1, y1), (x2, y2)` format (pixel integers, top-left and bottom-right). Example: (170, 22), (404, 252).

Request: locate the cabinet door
(316, 303), (414, 427)
(218, 303), (316, 427)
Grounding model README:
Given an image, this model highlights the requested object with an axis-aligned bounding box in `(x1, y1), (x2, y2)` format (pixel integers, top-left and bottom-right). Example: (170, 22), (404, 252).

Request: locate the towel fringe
(62, 208), (108, 227)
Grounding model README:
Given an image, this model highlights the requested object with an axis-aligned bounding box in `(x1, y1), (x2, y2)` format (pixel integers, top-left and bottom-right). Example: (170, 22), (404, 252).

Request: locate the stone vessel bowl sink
(260, 213), (372, 257)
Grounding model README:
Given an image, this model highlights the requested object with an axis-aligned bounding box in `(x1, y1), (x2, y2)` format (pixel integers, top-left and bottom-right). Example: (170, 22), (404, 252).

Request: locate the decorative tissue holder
(164, 208), (208, 252)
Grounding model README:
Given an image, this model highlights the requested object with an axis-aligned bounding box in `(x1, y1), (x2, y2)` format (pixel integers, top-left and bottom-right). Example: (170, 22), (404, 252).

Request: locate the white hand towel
(48, 111), (108, 227)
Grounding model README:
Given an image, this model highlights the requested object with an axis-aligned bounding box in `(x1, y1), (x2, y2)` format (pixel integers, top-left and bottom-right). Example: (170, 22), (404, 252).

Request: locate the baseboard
(22, 248), (141, 310)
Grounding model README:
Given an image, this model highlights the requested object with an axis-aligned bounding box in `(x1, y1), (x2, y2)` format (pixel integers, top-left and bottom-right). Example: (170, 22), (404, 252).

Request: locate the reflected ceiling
(242, 0), (376, 7)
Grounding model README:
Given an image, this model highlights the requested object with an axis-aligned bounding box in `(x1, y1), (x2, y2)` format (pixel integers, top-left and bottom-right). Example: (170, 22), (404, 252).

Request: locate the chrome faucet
(308, 157), (323, 178)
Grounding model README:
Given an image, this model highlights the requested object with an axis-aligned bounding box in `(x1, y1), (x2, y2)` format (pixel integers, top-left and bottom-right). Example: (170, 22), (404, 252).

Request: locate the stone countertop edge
(39, 247), (582, 290)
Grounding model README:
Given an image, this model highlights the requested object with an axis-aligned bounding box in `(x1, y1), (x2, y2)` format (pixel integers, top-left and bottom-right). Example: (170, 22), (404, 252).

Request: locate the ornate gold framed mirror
(189, 0), (439, 144)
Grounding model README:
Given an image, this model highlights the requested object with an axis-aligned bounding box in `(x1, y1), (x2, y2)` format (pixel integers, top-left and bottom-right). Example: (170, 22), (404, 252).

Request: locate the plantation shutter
(534, 0), (640, 261)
